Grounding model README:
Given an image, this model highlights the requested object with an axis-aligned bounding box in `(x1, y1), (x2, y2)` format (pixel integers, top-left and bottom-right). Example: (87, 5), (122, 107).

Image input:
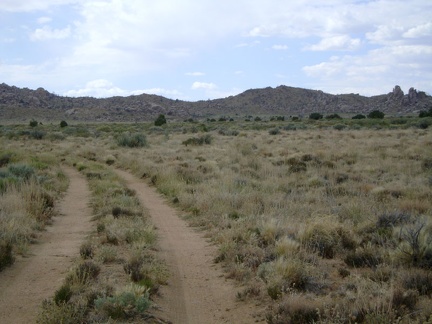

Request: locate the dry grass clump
(3, 122), (431, 322)
(112, 125), (431, 322)
(0, 145), (67, 268)
(36, 159), (166, 322)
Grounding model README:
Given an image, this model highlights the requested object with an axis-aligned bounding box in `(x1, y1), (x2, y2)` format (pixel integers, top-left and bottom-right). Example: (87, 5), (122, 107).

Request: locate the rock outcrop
(0, 83), (430, 122)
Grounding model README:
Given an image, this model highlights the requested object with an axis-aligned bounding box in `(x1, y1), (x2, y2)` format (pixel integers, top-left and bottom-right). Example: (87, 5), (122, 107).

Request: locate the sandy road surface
(0, 166), (92, 323)
(115, 169), (260, 324)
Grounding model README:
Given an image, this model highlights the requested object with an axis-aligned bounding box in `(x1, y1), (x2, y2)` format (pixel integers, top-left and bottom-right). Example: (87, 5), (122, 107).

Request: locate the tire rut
(114, 169), (258, 324)
(0, 166), (93, 323)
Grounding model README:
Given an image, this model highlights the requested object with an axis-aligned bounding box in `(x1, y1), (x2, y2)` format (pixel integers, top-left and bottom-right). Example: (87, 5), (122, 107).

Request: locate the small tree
(419, 107), (432, 118)
(352, 114), (366, 119)
(368, 110), (385, 119)
(154, 114), (167, 126)
(309, 113), (323, 120)
(29, 119), (38, 127)
(60, 120), (68, 128)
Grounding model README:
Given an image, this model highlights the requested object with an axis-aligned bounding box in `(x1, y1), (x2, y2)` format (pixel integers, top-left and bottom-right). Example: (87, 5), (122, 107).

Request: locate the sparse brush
(37, 300), (86, 324)
(400, 269), (432, 295)
(266, 295), (321, 324)
(301, 219), (348, 258)
(66, 261), (100, 286)
(79, 242), (93, 259)
(344, 245), (382, 267)
(274, 237), (300, 257)
(53, 284), (73, 305)
(97, 245), (117, 263)
(116, 132), (148, 148)
(0, 240), (14, 271)
(94, 284), (150, 320)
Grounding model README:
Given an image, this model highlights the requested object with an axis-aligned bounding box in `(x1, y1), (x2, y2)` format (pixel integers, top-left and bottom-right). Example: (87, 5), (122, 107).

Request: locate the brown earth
(0, 166), (262, 323)
(0, 166), (92, 323)
(115, 169), (263, 324)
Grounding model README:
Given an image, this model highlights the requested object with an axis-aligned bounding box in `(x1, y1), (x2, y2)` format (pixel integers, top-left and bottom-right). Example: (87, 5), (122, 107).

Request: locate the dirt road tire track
(0, 166), (92, 323)
(115, 169), (259, 324)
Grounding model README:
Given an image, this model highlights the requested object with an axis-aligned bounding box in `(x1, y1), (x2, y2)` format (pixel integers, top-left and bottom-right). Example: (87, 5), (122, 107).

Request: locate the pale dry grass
(2, 123), (431, 322)
(113, 126), (431, 322)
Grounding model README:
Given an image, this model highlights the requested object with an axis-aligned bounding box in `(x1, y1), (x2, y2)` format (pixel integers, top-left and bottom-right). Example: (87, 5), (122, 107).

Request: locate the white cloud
(303, 44), (432, 95)
(403, 22), (432, 38)
(272, 45), (288, 50)
(1, 0), (432, 99)
(0, 0), (80, 12)
(191, 82), (217, 90)
(30, 25), (71, 41)
(306, 35), (361, 51)
(64, 79), (182, 98)
(37, 16), (52, 24)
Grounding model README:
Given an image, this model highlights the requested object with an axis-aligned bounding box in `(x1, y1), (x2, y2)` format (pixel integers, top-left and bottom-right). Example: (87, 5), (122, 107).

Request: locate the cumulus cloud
(64, 79), (182, 98)
(30, 25), (71, 41)
(403, 22), (432, 38)
(303, 44), (432, 95)
(37, 16), (52, 24)
(0, 0), (80, 12)
(191, 82), (217, 90)
(306, 35), (361, 51)
(1, 0), (432, 99)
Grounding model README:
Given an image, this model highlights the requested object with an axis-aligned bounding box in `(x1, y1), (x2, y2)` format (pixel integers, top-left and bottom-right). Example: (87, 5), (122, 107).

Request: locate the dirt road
(115, 169), (259, 324)
(0, 167), (92, 323)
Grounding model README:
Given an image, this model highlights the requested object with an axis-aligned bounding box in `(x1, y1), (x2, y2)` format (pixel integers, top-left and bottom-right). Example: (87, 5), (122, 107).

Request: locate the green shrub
(30, 130), (45, 139)
(154, 114), (167, 126)
(116, 132), (147, 148)
(94, 285), (150, 320)
(352, 114), (366, 119)
(54, 284), (73, 305)
(419, 108), (432, 118)
(8, 164), (35, 180)
(418, 119), (431, 129)
(182, 134), (212, 146)
(29, 119), (38, 127)
(333, 124), (346, 131)
(368, 110), (385, 119)
(60, 120), (68, 128)
(309, 113), (323, 120)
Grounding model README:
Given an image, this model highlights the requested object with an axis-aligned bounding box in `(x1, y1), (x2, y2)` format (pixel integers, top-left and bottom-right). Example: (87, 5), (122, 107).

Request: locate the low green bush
(116, 132), (147, 148)
(8, 164), (35, 180)
(94, 285), (150, 320)
(182, 134), (212, 146)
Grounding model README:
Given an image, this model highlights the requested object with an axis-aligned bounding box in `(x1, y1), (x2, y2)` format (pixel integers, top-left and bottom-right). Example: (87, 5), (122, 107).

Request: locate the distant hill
(0, 83), (430, 122)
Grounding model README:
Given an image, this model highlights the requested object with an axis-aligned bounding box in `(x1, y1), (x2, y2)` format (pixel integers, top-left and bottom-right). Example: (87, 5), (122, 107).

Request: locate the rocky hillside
(0, 83), (430, 122)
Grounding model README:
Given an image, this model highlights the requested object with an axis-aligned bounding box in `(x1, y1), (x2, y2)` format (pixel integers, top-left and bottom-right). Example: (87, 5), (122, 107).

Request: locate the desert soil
(115, 169), (262, 324)
(0, 166), (93, 324)
(0, 166), (261, 324)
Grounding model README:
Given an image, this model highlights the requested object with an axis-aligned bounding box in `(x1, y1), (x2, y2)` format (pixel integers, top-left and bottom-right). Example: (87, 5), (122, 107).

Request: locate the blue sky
(1, 1), (431, 101)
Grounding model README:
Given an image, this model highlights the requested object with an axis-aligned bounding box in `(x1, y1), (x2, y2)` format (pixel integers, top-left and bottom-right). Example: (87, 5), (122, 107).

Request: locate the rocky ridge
(0, 83), (430, 122)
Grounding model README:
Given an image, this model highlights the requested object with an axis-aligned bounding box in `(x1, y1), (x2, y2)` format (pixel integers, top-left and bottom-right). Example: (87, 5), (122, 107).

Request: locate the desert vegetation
(1, 115), (431, 323)
(0, 143), (68, 269)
